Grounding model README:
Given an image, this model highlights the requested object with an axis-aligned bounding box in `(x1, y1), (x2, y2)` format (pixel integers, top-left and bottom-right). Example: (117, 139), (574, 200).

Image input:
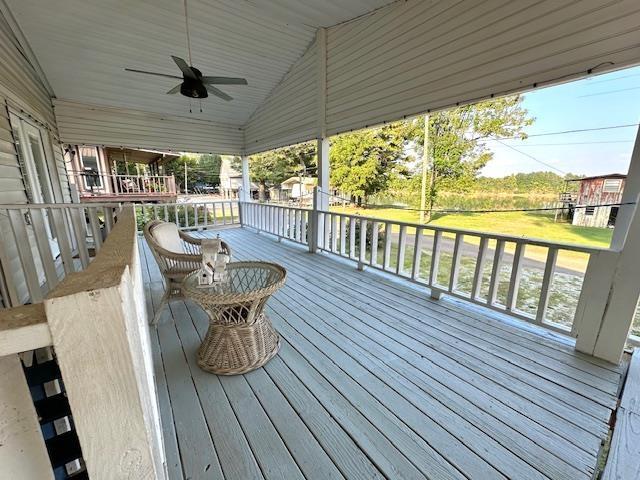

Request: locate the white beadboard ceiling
(5, 0), (392, 127)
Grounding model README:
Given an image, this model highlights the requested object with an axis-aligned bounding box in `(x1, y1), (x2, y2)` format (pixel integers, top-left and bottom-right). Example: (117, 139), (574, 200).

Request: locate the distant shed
(571, 174), (626, 228)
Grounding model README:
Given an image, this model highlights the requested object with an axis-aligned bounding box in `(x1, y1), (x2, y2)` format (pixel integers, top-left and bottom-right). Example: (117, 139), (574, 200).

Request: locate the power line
(494, 140), (567, 175)
(578, 86), (640, 98)
(480, 123), (639, 141)
(490, 140), (633, 147)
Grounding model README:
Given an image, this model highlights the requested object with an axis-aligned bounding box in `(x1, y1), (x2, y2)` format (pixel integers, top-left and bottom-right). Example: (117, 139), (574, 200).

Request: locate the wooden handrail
(0, 303), (51, 356)
(43, 205), (166, 479)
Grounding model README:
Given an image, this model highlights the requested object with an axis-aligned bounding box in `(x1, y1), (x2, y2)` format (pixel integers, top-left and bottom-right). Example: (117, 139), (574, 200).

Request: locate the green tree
(405, 95), (533, 219)
(330, 123), (408, 203)
(162, 153), (223, 193)
(245, 142), (316, 200)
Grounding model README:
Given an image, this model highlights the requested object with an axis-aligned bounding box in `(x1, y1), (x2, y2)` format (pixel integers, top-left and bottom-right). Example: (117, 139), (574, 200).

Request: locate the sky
(480, 65), (640, 178)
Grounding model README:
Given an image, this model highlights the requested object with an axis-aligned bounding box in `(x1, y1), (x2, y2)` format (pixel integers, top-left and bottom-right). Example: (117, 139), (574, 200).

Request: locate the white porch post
(317, 138), (330, 211)
(240, 155), (250, 202)
(575, 125), (640, 363)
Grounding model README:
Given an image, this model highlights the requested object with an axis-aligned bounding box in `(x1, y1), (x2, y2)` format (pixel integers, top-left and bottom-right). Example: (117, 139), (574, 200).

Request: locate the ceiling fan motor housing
(180, 78), (208, 98)
(181, 67), (208, 98)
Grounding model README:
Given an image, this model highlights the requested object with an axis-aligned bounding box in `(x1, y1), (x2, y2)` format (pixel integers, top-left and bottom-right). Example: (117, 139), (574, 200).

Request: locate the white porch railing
(71, 171), (177, 197)
(315, 210), (605, 336)
(239, 200), (609, 337)
(241, 202), (310, 245)
(0, 203), (121, 306)
(135, 200), (241, 232)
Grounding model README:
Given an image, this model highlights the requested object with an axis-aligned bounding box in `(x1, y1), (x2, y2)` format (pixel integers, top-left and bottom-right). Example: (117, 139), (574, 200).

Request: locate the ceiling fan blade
(205, 84), (233, 101)
(166, 84), (182, 94)
(201, 76), (248, 85)
(124, 68), (182, 80)
(171, 55), (196, 79)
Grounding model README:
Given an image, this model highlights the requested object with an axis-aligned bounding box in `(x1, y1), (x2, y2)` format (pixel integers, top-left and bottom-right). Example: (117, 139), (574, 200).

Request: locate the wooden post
(43, 207), (166, 479)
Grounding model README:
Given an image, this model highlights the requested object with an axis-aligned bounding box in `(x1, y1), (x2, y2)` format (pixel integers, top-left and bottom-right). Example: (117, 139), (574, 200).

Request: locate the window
(585, 206), (595, 216)
(603, 179), (622, 193)
(80, 147), (102, 188)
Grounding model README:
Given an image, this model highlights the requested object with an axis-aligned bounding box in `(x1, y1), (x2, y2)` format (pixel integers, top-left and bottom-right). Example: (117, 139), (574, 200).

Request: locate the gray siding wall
(241, 0), (640, 153)
(0, 9), (69, 304)
(54, 100), (244, 155)
(244, 35), (320, 155)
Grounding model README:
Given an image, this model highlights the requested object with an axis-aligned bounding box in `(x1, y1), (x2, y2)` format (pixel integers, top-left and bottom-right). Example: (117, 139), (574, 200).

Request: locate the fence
(135, 200), (241, 232)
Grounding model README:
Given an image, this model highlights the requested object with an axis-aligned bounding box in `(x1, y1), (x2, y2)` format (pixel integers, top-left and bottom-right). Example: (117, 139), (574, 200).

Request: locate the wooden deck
(138, 227), (626, 480)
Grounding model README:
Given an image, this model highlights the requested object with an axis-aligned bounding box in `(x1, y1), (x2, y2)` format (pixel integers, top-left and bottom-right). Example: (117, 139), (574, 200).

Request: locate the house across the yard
(66, 146), (178, 202)
(571, 174), (626, 228)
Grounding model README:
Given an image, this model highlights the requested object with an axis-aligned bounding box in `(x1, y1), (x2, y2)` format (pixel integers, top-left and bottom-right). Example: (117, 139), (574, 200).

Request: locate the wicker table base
(182, 262), (287, 375)
(197, 313), (281, 375)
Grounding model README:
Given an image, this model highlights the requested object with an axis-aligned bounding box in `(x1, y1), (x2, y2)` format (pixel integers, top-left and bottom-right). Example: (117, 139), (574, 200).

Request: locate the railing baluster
(7, 209), (43, 302)
(429, 231), (442, 286)
(331, 214), (338, 252)
(194, 204), (199, 229)
(173, 204), (179, 228)
(411, 226), (424, 280)
(321, 212), (329, 249)
(358, 218), (368, 269)
(339, 215), (347, 255)
(221, 202), (227, 225)
(536, 247), (558, 324)
(382, 222), (392, 270)
(301, 210), (307, 244)
(288, 209), (294, 239)
(87, 207), (103, 252)
(295, 210), (302, 242)
(212, 203), (218, 226)
(50, 207), (75, 274)
(103, 206), (115, 234)
(396, 224), (407, 275)
(471, 236), (489, 300)
(349, 217), (357, 259)
(449, 233), (464, 292)
(203, 203), (208, 228)
(506, 242), (525, 311)
(69, 207), (90, 269)
(371, 221), (380, 266)
(28, 208), (59, 290)
(163, 204), (169, 222)
(487, 240), (505, 306)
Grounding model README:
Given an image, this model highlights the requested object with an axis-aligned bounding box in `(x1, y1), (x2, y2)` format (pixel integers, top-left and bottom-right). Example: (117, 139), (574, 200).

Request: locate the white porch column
(575, 125), (640, 363)
(317, 137), (330, 211)
(240, 155), (250, 202)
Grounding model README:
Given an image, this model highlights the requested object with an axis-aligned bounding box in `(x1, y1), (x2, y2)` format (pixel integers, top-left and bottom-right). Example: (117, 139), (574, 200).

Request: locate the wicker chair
(144, 220), (232, 325)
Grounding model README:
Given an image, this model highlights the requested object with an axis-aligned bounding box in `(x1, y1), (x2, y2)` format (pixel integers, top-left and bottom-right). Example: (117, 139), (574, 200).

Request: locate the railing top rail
(70, 170), (173, 177)
(319, 209), (609, 255)
(0, 202), (122, 208)
(240, 201), (311, 212)
(141, 200), (239, 205)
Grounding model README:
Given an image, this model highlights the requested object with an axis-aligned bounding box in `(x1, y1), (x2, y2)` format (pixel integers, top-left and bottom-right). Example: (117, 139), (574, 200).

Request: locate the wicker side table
(182, 261), (286, 375)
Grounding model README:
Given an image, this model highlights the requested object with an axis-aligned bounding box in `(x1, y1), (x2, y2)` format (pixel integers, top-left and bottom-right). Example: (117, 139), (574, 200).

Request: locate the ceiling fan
(124, 0), (247, 103)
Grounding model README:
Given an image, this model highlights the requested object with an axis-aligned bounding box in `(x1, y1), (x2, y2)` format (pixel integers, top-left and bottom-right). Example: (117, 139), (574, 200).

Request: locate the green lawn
(330, 205), (612, 248)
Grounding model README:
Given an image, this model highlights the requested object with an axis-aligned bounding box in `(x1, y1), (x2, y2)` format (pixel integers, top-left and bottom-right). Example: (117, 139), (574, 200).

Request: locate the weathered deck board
(603, 352), (640, 480)
(139, 228), (623, 480)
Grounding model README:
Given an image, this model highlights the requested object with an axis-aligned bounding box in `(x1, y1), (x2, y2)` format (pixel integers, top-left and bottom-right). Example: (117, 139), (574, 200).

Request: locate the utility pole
(184, 161), (188, 194)
(419, 113), (431, 223)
